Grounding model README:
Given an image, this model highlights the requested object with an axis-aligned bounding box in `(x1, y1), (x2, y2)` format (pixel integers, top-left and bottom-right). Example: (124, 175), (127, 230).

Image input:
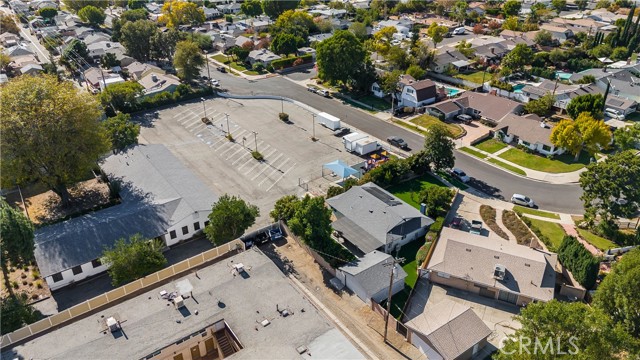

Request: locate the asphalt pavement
(206, 67), (584, 214)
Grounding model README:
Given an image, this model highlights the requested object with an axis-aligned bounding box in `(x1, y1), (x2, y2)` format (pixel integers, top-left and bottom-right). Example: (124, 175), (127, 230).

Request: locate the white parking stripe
(243, 159), (263, 175)
(225, 146), (246, 160)
(266, 162), (297, 192)
(232, 150), (252, 165)
(251, 162), (273, 181)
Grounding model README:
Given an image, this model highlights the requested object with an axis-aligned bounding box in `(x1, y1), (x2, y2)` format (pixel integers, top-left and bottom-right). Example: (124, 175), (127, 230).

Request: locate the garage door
(479, 287), (496, 299)
(498, 290), (518, 304)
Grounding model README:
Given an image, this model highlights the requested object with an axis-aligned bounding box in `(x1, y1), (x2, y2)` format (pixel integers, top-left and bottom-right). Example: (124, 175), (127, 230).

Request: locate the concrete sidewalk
(461, 145), (586, 184)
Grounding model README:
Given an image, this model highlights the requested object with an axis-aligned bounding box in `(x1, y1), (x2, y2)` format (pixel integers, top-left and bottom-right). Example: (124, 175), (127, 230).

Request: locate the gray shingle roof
(327, 183), (434, 254)
(498, 114), (555, 147)
(34, 145), (217, 277)
(426, 308), (492, 359)
(429, 228), (557, 302)
(339, 250), (407, 297)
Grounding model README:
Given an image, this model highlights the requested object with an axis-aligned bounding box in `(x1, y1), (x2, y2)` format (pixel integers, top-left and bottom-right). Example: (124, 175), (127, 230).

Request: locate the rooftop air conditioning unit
(106, 317), (119, 332)
(493, 264), (506, 281)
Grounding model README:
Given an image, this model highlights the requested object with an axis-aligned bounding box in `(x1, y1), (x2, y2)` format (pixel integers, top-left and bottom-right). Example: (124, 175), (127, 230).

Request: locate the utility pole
(281, 97), (284, 113)
(383, 256), (404, 344)
(311, 113), (316, 141)
(204, 50), (212, 92)
(225, 113), (230, 134)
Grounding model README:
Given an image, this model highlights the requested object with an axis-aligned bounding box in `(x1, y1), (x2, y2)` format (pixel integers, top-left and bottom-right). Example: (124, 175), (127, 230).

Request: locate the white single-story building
(34, 144), (218, 290)
(337, 250), (407, 304)
(496, 113), (565, 156)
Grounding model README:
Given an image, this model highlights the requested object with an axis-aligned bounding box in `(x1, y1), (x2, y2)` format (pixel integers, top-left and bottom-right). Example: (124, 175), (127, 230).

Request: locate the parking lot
(136, 97), (364, 226)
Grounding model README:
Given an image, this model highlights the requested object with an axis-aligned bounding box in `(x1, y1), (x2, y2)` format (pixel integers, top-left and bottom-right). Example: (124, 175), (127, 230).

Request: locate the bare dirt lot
(260, 236), (423, 360)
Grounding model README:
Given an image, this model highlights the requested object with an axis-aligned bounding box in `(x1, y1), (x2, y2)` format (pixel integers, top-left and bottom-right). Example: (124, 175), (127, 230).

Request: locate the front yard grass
(409, 115), (464, 138)
(488, 158), (527, 176)
(388, 173), (446, 210)
(456, 70), (491, 84)
(393, 119), (428, 136)
(525, 218), (566, 251)
(499, 148), (591, 173)
(474, 138), (507, 153)
(354, 94), (390, 111)
(577, 228), (618, 251)
(459, 147), (487, 159)
(513, 205), (560, 220)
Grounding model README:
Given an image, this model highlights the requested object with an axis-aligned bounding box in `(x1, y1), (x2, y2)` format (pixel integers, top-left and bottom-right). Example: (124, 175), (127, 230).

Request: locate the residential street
(209, 69), (585, 214)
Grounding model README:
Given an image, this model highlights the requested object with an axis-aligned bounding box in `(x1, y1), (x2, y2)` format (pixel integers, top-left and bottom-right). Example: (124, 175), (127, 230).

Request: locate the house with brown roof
(496, 114), (564, 156)
(427, 228), (558, 306)
(397, 77), (437, 108)
(405, 299), (491, 360)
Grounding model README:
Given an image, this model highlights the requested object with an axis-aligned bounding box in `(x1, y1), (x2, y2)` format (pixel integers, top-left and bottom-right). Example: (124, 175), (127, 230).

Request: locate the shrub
(416, 241), (432, 266)
(22, 280), (28, 286)
(558, 236), (599, 289)
(429, 216), (445, 235)
(11, 281), (19, 289)
(502, 210), (536, 246)
(20, 273), (27, 279)
(359, 158), (410, 187)
(270, 54), (313, 70)
(418, 187), (454, 218)
(479, 205), (509, 240)
(31, 294), (39, 300)
(251, 151), (264, 161)
(279, 112), (289, 122)
(35, 281), (43, 289)
(226, 133), (234, 142)
(490, 79), (514, 92)
(326, 186), (345, 198)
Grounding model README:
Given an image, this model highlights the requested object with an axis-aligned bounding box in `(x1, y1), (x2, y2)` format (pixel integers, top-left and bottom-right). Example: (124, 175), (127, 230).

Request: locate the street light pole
(204, 50), (212, 92)
(201, 97), (208, 120)
(383, 256), (405, 344)
(311, 113), (316, 140)
(281, 97), (284, 113)
(225, 113), (230, 134)
(252, 131), (258, 152)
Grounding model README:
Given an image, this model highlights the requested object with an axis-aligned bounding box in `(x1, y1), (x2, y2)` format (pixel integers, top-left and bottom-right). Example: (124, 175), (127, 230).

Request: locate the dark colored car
(307, 87), (317, 93)
(387, 136), (409, 149)
(451, 217), (462, 229)
(333, 127), (351, 137)
(216, 66), (227, 73)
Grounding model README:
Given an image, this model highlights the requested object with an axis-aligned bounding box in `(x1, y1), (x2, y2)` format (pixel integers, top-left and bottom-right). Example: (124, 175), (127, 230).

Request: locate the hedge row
(137, 86), (214, 112)
(271, 54), (313, 70)
(557, 235), (600, 290)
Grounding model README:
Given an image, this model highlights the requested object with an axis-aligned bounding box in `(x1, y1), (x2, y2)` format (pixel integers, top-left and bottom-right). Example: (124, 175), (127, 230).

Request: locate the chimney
(490, 47), (495, 54)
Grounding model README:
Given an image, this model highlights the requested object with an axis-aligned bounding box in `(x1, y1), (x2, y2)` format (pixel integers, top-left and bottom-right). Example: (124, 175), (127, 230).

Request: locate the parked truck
(343, 132), (381, 155)
(316, 112), (341, 130)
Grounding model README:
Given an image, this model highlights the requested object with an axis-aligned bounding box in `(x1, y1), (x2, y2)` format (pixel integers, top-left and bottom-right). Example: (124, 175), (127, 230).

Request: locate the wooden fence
(1, 239), (245, 349)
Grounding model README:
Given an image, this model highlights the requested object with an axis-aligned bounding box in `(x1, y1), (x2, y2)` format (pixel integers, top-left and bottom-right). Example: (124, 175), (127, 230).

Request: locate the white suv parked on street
(511, 194), (535, 207)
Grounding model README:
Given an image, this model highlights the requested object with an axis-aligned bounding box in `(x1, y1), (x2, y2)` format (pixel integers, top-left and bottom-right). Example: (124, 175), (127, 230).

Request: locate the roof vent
(151, 74), (158, 82)
(493, 264), (506, 280)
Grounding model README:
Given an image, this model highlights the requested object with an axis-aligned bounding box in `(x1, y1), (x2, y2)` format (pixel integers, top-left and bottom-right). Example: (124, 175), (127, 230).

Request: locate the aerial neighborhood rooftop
(1, 0), (639, 359)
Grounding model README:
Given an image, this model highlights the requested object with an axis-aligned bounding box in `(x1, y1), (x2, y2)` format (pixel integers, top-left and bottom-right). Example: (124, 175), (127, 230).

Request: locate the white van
(453, 27), (466, 35)
(604, 108), (625, 120)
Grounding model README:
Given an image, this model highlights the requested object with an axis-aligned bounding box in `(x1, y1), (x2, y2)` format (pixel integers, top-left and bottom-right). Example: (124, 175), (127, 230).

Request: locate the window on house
(204, 220), (210, 227)
(170, 230), (177, 239)
(194, 222), (201, 231)
(182, 226), (189, 235)
(52, 272), (63, 282)
(406, 88), (414, 94)
(72, 265), (83, 275)
(91, 259), (102, 268)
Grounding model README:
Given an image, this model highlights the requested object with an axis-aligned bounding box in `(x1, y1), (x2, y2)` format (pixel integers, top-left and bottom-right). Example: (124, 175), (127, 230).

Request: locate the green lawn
(488, 158), (527, 176)
(499, 148), (590, 173)
(394, 119), (428, 135)
(397, 236), (425, 289)
(410, 115), (464, 138)
(577, 228), (618, 251)
(338, 95), (376, 113)
(437, 171), (469, 190)
(514, 205), (560, 220)
(526, 218), (567, 251)
(388, 173), (446, 209)
(474, 138), (507, 154)
(212, 54), (230, 63)
(456, 70), (491, 84)
(459, 147), (486, 159)
(354, 94), (390, 111)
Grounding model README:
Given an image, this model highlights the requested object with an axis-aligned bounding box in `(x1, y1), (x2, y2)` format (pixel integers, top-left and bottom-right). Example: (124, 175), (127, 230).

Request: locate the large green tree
(502, 43), (533, 73)
(78, 5), (106, 27)
(0, 198), (34, 294)
(426, 22), (449, 48)
(270, 195), (300, 222)
(261, 0), (300, 19)
(100, 81), (144, 113)
(594, 248), (640, 338)
(524, 92), (555, 117)
(502, 0), (522, 16)
(494, 300), (633, 359)
(120, 20), (159, 61)
(566, 93), (604, 119)
(102, 234), (167, 286)
(204, 195), (259, 246)
(150, 29), (180, 61)
(0, 75), (110, 206)
(103, 113), (141, 152)
(423, 123), (455, 172)
(270, 33), (303, 56)
(60, 39), (90, 70)
(614, 123), (640, 151)
(241, 0), (263, 17)
(111, 8), (148, 42)
(173, 40), (205, 82)
(316, 30), (368, 85)
(1, 294), (41, 335)
(550, 113), (611, 160)
(551, 0), (567, 15)
(66, 0), (108, 12)
(579, 150), (640, 231)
